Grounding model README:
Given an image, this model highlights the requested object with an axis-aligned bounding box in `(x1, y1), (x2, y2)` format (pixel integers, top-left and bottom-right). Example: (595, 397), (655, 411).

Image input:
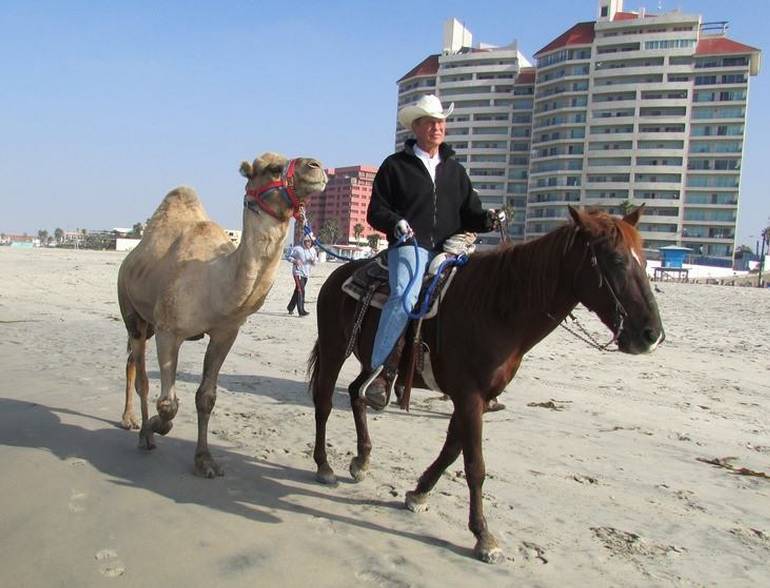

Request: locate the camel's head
(240, 153), (327, 222)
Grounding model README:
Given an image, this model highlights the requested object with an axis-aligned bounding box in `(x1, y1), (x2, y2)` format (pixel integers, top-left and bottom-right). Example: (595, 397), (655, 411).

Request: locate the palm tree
(319, 219), (340, 245)
(54, 228), (64, 244)
(619, 199), (635, 216)
(131, 222), (144, 238)
(353, 223), (365, 243)
(367, 234), (380, 252)
(38, 229), (49, 246)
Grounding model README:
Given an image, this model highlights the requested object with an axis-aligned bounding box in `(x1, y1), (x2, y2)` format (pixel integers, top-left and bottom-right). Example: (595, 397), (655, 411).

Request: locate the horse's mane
(453, 210), (641, 317)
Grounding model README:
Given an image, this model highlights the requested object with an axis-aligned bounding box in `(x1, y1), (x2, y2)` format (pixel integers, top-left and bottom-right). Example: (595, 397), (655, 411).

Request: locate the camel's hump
(145, 186), (211, 232)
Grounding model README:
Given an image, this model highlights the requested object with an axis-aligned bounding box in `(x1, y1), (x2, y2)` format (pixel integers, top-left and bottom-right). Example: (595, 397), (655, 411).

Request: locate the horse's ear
(622, 203), (645, 227)
(568, 205), (583, 229)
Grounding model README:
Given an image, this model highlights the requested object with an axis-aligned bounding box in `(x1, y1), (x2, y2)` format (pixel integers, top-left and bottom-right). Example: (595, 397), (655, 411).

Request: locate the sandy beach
(1, 246), (768, 587)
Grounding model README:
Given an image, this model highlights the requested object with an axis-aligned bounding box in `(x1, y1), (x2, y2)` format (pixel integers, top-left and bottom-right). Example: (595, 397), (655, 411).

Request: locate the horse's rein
(244, 158), (303, 220)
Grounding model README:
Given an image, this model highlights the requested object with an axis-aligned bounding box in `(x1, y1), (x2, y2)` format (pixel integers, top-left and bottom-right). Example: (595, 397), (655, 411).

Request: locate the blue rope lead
(400, 237), (469, 320)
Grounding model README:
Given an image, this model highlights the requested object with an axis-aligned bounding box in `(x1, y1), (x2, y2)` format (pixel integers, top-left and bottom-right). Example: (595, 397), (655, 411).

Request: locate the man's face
(412, 116), (446, 152)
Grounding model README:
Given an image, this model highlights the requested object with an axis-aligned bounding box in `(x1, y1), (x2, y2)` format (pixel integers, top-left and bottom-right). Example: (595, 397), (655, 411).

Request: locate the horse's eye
(612, 254), (626, 267)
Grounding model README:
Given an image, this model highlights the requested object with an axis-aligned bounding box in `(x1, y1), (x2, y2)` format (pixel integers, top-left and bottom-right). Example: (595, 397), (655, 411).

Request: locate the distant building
(529, 0), (760, 264)
(300, 165), (383, 245)
(396, 1), (761, 264)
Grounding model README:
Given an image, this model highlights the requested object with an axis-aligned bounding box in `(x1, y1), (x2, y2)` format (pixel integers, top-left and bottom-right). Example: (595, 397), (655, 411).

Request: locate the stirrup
(361, 366), (396, 411)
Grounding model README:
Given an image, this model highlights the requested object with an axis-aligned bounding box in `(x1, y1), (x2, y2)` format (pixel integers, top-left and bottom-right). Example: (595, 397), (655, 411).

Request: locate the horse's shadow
(0, 397), (471, 558)
(151, 371), (455, 420)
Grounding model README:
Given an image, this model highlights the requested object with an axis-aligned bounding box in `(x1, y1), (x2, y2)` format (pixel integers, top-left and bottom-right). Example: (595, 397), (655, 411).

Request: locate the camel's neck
(219, 208), (290, 316)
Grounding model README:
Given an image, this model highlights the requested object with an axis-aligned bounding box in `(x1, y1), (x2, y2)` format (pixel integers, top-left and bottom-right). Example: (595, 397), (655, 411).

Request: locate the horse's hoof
(405, 490), (429, 513)
(349, 457), (369, 482)
(138, 426), (156, 450)
(474, 536), (504, 564)
(148, 415), (173, 436)
(316, 464), (337, 486)
(194, 453), (224, 478)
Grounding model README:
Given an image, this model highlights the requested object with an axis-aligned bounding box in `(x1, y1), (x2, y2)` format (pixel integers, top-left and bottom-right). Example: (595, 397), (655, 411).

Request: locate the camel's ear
(622, 203), (645, 227)
(568, 205), (583, 229)
(252, 152), (289, 178)
(239, 161), (254, 179)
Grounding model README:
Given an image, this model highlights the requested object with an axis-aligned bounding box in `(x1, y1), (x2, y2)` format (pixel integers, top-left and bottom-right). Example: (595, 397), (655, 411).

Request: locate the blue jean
(371, 244), (433, 369)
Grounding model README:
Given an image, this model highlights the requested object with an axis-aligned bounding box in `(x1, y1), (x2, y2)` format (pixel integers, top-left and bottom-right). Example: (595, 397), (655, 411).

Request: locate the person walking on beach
(286, 235), (317, 317)
(363, 94), (505, 408)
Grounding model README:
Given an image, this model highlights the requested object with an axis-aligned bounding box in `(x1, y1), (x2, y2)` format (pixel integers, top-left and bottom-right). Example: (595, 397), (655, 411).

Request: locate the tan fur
(117, 153), (327, 476)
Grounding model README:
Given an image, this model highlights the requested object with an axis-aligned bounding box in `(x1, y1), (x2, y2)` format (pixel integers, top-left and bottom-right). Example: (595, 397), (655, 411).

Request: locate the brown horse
(307, 206), (664, 563)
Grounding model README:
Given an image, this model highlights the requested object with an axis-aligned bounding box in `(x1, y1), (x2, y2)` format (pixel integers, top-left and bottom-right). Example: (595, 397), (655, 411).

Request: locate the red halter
(244, 158), (302, 220)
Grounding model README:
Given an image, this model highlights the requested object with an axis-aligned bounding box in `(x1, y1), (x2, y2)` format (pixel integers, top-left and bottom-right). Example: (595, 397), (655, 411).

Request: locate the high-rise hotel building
(396, 1), (760, 262)
(396, 19), (535, 240)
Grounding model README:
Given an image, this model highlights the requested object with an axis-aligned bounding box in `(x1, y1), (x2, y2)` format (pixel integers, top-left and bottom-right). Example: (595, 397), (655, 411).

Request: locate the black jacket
(367, 140), (493, 250)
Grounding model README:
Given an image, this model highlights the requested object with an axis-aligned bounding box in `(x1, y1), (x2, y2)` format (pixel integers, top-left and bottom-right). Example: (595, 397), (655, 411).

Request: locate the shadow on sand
(0, 397), (471, 559)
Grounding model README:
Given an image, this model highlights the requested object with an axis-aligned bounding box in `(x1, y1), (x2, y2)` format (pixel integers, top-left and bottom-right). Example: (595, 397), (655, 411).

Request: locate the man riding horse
(363, 94), (506, 408)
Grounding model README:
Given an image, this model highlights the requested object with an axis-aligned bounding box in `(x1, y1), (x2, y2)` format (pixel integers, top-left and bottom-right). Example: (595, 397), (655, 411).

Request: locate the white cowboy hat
(397, 94), (454, 129)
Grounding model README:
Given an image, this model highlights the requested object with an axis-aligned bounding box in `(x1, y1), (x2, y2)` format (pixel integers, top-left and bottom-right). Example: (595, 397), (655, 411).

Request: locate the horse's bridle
(550, 232), (630, 351)
(244, 158), (303, 221)
(585, 237), (629, 343)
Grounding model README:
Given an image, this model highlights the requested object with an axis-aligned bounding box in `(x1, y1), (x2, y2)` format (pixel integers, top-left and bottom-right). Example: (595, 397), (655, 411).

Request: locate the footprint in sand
(95, 549), (126, 577)
(355, 569), (409, 588)
(308, 515), (337, 535)
(68, 490), (88, 513)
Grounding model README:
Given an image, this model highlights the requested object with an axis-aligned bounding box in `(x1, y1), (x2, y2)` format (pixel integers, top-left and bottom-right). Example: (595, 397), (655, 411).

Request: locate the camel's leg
(460, 395), (502, 564)
(405, 412), (462, 512)
(348, 372), (373, 482)
(121, 345), (140, 429)
(140, 331), (182, 450)
(313, 349), (346, 486)
(193, 330), (238, 478)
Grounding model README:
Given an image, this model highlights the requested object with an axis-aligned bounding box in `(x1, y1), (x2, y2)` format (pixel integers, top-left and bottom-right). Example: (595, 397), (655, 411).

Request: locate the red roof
(613, 11), (639, 21)
(516, 68), (536, 84)
(535, 22), (595, 56)
(696, 37), (760, 55)
(398, 54), (439, 82)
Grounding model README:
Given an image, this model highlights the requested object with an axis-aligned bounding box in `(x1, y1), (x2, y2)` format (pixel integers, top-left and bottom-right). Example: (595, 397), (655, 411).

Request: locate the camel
(117, 153), (327, 477)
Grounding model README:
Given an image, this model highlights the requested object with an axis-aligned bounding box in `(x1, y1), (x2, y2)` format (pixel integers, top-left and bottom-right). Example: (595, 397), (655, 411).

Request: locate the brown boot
(361, 366), (397, 411)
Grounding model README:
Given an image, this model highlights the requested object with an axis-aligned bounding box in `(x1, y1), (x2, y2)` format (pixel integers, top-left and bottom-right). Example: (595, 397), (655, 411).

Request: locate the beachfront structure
(396, 19), (534, 241)
(301, 165), (383, 245)
(529, 0), (760, 263)
(396, 2), (760, 263)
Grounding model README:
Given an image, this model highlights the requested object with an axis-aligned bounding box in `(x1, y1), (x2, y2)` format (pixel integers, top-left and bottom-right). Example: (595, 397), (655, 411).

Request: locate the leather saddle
(340, 250), (460, 319)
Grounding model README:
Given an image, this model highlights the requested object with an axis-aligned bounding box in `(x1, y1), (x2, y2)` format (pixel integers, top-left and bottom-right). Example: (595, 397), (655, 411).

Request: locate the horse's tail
(307, 339), (321, 403)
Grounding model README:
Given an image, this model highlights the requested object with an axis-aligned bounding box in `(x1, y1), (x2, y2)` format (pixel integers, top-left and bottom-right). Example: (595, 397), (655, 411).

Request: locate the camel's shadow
(0, 397), (470, 558)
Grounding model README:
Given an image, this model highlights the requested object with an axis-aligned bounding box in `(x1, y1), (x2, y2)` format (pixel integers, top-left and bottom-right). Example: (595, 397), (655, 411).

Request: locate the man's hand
(394, 219), (413, 239)
(489, 209), (506, 229)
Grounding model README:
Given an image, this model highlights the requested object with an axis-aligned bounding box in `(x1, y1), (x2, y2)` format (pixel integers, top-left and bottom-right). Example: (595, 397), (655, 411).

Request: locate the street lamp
(759, 228), (768, 288)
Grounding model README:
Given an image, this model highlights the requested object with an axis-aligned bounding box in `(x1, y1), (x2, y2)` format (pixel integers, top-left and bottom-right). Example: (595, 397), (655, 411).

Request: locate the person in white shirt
(286, 235), (318, 317)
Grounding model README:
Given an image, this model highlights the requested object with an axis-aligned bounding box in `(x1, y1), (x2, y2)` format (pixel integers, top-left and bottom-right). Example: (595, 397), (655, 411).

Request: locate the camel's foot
(121, 411), (139, 430)
(474, 532), (503, 564)
(156, 397), (179, 422)
(194, 451), (224, 478)
(349, 456), (369, 482)
(405, 490), (429, 513)
(316, 463), (337, 486)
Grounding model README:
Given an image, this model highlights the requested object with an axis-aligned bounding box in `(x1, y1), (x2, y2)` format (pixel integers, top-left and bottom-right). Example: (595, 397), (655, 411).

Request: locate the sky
(1, 0), (768, 246)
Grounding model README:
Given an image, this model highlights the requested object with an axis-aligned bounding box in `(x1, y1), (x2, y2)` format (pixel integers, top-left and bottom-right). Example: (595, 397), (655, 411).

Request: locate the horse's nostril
(644, 327), (659, 344)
